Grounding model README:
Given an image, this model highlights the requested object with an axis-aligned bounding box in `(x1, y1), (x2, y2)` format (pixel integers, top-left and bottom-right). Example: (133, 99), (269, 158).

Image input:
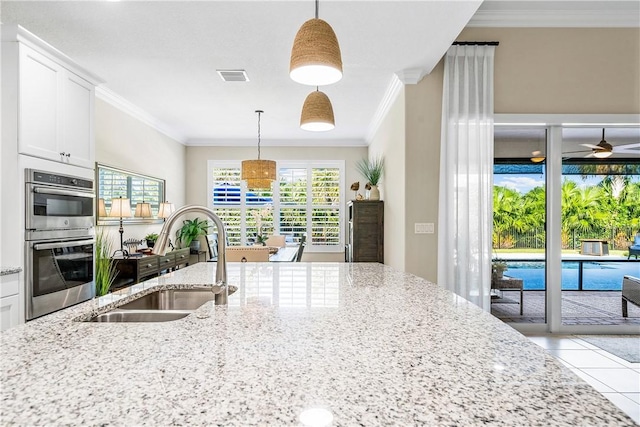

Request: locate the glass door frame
(495, 114), (640, 335)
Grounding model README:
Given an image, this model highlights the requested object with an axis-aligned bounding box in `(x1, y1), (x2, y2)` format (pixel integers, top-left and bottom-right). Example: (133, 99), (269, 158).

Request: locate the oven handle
(32, 187), (95, 199)
(33, 239), (95, 251)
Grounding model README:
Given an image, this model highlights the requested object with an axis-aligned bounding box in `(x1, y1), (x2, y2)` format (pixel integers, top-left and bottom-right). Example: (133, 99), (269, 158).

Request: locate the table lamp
(109, 197), (131, 257)
(158, 201), (175, 221)
(134, 201), (153, 219)
(97, 198), (107, 218)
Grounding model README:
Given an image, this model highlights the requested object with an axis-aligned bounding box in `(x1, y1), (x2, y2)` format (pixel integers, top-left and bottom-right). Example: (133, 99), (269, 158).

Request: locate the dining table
(268, 245), (299, 262)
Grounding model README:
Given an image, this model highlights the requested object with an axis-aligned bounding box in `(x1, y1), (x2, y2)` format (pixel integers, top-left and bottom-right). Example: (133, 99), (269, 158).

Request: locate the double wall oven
(25, 169), (95, 320)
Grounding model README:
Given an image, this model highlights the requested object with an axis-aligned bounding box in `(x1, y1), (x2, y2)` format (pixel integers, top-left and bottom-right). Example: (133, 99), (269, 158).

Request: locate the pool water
(505, 261), (640, 291)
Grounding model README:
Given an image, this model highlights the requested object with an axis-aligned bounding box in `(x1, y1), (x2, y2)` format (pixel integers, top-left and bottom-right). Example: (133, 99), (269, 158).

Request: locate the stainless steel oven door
(26, 184), (95, 231)
(26, 238), (95, 320)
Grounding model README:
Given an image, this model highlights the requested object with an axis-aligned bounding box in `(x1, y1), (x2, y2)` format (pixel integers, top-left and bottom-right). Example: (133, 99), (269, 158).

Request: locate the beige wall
(95, 98), (187, 247)
(185, 145), (368, 262)
(401, 27), (640, 282)
(368, 88), (406, 270)
(404, 62), (444, 283)
(459, 28), (640, 114)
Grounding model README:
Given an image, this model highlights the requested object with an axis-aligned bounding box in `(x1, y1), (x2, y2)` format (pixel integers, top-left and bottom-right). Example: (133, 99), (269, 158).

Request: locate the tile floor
(526, 334), (640, 424)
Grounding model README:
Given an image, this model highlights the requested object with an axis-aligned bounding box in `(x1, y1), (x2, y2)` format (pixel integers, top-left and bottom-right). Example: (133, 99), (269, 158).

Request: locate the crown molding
(186, 138), (367, 148)
(468, 9), (640, 28)
(365, 75), (404, 145)
(395, 69), (425, 85)
(2, 24), (105, 85)
(96, 87), (187, 145)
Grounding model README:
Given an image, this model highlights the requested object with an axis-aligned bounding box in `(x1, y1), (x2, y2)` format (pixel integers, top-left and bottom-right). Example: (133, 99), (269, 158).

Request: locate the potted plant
(176, 217), (210, 253)
(95, 229), (119, 297)
(144, 232), (159, 248)
(492, 260), (508, 280)
(356, 156), (384, 200)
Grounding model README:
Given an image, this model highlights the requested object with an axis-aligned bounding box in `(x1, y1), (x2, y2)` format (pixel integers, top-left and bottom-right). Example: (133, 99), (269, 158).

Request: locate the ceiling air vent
(216, 69), (249, 82)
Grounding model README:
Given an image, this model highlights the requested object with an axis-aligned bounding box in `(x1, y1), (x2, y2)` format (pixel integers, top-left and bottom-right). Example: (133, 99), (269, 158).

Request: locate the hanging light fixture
(289, 0), (342, 86)
(300, 88), (335, 131)
(241, 110), (276, 190)
(530, 150), (545, 163)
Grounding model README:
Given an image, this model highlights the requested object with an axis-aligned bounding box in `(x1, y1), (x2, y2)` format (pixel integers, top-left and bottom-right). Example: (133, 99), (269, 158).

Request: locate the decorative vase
(190, 240), (201, 253)
(368, 185), (380, 201)
(146, 240), (155, 248)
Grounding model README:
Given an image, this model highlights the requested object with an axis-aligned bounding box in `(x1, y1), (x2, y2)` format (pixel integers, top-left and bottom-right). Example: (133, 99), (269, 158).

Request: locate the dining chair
(226, 246), (270, 262)
(295, 234), (307, 262)
(205, 234), (218, 261)
(265, 235), (286, 248)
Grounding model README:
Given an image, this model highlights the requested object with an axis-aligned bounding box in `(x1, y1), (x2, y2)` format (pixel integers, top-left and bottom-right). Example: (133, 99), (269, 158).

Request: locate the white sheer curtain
(437, 44), (495, 311)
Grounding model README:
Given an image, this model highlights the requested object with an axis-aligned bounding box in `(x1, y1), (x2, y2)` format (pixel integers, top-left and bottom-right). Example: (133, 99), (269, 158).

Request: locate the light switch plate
(415, 223), (435, 234)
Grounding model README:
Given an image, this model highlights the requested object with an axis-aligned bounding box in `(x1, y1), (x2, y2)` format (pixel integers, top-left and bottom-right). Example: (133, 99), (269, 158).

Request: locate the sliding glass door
(492, 127), (547, 324)
(493, 118), (640, 333)
(560, 127), (640, 327)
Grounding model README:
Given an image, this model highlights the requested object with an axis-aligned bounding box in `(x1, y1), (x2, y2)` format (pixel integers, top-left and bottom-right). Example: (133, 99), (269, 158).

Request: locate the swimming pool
(504, 261), (640, 291)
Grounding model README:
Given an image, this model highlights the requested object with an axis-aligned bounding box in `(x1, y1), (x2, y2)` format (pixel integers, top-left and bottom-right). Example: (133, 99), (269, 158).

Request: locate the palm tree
(561, 180), (605, 249)
(493, 186), (524, 248)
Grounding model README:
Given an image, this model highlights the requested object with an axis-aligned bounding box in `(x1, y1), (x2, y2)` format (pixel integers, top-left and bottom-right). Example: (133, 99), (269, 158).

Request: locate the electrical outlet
(415, 223), (435, 234)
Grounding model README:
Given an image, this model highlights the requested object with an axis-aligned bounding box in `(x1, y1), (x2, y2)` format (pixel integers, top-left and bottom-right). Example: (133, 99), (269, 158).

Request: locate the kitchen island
(0, 262), (634, 426)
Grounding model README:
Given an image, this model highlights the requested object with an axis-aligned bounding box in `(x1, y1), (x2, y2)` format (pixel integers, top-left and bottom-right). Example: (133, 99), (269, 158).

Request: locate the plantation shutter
(211, 167), (243, 245)
(310, 168), (340, 247)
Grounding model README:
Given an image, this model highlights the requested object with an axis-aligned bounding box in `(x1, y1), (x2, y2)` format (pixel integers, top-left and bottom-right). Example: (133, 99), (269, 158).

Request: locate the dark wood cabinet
(346, 200), (383, 263)
(111, 248), (191, 289)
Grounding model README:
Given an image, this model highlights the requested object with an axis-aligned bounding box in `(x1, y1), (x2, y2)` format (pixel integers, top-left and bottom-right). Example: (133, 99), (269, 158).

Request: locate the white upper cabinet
(62, 71), (95, 168)
(3, 25), (103, 169)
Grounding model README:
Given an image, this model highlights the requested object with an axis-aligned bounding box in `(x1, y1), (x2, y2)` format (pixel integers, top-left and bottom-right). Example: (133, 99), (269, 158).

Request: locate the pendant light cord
(256, 109), (263, 160)
(315, 0), (319, 19)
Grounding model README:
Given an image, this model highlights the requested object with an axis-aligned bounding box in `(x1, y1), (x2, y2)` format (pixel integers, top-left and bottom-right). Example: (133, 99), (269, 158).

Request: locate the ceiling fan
(530, 128), (640, 162)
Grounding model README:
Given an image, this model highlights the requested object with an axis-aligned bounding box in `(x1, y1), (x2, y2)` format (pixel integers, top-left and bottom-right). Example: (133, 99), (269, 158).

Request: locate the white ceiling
(2, 1), (639, 147)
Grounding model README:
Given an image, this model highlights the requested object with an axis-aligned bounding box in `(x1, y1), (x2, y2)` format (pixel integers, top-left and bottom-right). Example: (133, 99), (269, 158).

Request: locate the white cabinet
(0, 295), (21, 331)
(3, 25), (102, 170)
(18, 44), (96, 169)
(0, 273), (22, 331)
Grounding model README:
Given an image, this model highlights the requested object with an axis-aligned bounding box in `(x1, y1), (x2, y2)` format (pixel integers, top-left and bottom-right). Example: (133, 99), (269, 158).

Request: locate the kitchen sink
(89, 310), (191, 323)
(117, 288), (222, 311)
(86, 287), (237, 323)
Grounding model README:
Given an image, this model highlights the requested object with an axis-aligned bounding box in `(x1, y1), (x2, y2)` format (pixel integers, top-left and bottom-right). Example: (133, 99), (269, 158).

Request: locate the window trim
(96, 163), (166, 226)
(207, 159), (345, 252)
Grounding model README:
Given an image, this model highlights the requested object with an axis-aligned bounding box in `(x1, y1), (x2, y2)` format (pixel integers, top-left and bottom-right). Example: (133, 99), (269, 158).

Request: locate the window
(97, 164), (165, 224)
(208, 160), (344, 251)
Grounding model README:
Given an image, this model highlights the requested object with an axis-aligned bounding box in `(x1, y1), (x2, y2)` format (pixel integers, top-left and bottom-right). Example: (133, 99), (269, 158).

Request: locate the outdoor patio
(491, 290), (640, 325)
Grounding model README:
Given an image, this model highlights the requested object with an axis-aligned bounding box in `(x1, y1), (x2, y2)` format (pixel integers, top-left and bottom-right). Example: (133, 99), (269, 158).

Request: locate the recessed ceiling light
(216, 69), (249, 82)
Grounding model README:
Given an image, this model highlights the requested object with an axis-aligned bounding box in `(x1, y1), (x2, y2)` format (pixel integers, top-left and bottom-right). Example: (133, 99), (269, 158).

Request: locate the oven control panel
(29, 170), (93, 190)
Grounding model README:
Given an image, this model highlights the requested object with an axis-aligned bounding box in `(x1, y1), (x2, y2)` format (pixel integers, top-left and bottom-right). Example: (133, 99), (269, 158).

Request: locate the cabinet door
(0, 295), (22, 331)
(18, 45), (63, 160)
(62, 72), (94, 168)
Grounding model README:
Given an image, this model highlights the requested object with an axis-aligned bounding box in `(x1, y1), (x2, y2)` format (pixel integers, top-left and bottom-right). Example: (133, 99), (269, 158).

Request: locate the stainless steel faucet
(152, 205), (228, 305)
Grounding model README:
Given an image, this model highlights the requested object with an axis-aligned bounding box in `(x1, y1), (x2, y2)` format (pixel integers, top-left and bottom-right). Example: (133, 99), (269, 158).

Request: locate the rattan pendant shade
(300, 89), (335, 131)
(242, 110), (276, 190)
(289, 16), (342, 86)
(241, 160), (276, 190)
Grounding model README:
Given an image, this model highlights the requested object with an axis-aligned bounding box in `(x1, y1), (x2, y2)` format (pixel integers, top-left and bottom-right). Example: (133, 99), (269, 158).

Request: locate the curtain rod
(452, 41), (499, 46)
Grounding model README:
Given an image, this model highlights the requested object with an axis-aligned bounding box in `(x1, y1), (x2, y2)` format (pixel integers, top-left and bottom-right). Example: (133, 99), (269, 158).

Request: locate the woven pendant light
(300, 89), (335, 132)
(290, 0), (342, 86)
(241, 110), (276, 190)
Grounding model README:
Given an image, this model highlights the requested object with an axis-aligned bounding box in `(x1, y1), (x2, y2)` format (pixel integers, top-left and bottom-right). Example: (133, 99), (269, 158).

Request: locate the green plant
(492, 259), (508, 279)
(176, 218), (210, 248)
(144, 232), (159, 242)
(95, 229), (118, 297)
(356, 156), (384, 186)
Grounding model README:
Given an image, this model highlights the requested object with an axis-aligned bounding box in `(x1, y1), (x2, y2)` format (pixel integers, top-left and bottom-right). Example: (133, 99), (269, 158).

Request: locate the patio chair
(622, 275), (640, 317)
(628, 234), (640, 260)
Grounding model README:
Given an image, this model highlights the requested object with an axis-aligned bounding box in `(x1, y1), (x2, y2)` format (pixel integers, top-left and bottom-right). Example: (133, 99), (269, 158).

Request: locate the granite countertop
(0, 262), (634, 426)
(0, 267), (22, 276)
